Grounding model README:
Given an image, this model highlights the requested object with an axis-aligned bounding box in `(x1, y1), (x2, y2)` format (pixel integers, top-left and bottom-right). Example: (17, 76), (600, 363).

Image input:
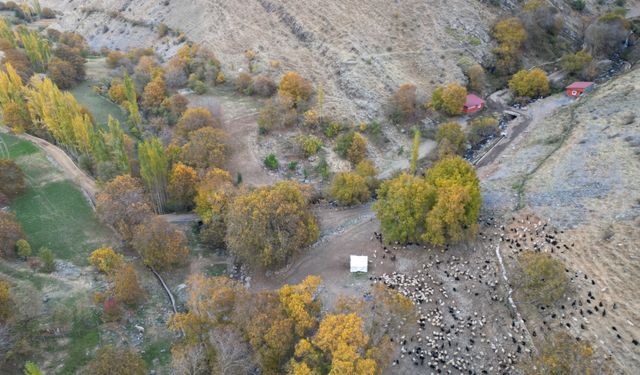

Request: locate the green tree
(226, 181), (319, 270)
(138, 137), (169, 213)
(123, 72), (142, 134)
(23, 361), (42, 375)
(560, 51), (592, 75)
(15, 239), (31, 259)
(39, 247), (55, 273)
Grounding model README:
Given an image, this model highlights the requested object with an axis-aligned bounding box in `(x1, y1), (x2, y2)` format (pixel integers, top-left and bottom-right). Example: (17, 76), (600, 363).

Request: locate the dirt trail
(0, 126), (97, 203)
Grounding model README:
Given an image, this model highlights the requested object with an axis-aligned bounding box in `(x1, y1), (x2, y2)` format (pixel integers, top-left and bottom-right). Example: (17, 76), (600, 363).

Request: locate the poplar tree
(410, 129), (420, 175)
(123, 72), (142, 135)
(138, 137), (169, 213)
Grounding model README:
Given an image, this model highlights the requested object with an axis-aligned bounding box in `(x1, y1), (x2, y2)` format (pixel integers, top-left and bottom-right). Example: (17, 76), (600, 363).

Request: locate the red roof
(566, 82), (594, 89)
(465, 94), (485, 107)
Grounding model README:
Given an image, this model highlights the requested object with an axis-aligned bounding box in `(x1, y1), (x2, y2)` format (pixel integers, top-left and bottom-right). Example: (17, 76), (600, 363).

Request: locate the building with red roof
(566, 82), (594, 97)
(463, 94), (485, 114)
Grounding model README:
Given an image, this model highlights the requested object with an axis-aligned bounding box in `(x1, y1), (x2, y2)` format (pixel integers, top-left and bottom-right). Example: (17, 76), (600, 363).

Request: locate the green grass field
(1, 133), (115, 264)
(69, 81), (127, 127)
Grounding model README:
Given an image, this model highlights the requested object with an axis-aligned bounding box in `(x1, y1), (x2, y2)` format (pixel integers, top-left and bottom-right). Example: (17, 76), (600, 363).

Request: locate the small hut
(350, 255), (368, 273)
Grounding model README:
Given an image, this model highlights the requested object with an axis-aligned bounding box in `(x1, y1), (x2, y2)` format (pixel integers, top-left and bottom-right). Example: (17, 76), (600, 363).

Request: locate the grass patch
(0, 262), (51, 290)
(59, 308), (101, 375)
(1, 133), (115, 265)
(69, 81), (127, 126)
(206, 263), (227, 276)
(141, 338), (173, 368)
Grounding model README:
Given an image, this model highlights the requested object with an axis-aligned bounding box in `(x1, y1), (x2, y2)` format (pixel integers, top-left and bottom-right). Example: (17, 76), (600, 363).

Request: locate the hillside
(41, 0), (501, 119)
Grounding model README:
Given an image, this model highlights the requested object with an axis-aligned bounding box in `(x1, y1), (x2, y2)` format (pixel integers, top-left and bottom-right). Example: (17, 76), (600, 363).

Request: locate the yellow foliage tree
(167, 162), (198, 211)
(347, 132), (367, 165)
(329, 172), (371, 206)
(430, 83), (467, 116)
(131, 216), (189, 270)
(278, 71), (313, 107)
(508, 68), (550, 98)
(88, 247), (124, 274)
(279, 276), (322, 337)
(113, 263), (145, 306)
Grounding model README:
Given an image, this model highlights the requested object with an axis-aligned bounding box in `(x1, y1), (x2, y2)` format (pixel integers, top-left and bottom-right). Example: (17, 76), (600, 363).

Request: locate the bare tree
(171, 344), (207, 375)
(209, 328), (252, 375)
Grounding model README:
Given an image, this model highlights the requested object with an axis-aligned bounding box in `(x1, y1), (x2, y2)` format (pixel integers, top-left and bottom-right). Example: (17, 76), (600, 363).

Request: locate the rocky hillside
(41, 0), (500, 119)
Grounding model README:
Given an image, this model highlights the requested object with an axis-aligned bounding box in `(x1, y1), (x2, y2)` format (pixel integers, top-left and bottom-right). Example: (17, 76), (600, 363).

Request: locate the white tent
(350, 255), (368, 273)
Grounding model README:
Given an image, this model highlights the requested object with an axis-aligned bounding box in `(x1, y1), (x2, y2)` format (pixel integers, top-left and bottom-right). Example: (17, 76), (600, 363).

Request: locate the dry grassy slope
(41, 0), (497, 119)
(481, 67), (640, 372)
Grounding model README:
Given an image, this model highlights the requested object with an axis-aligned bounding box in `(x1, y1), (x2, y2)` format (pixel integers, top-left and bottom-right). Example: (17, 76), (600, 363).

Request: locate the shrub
(347, 133), (367, 165)
(329, 172), (371, 206)
(570, 0), (585, 11)
(157, 23), (169, 38)
(389, 83), (418, 123)
(235, 72), (253, 95)
(430, 83), (467, 116)
(113, 264), (145, 306)
(303, 110), (320, 128)
(355, 159), (379, 191)
(0, 159), (26, 199)
(560, 51), (592, 74)
(508, 68), (550, 98)
(253, 74), (277, 97)
(295, 135), (323, 157)
(15, 239), (31, 259)
(88, 247), (124, 274)
(0, 212), (24, 258)
(264, 153), (279, 170)
(521, 333), (607, 374)
(175, 107), (220, 141)
(515, 251), (568, 306)
(258, 97), (297, 132)
(468, 64), (485, 93)
(39, 247), (55, 273)
(106, 50), (124, 68)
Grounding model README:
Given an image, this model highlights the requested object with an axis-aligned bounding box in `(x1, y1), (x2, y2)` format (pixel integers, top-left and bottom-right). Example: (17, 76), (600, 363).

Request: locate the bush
(113, 264), (145, 306)
(264, 153), (279, 170)
(253, 75), (277, 97)
(347, 133), (367, 165)
(235, 72), (253, 95)
(157, 23), (169, 38)
(515, 251), (568, 306)
(41, 7), (56, 18)
(430, 83), (467, 116)
(0, 212), (24, 258)
(329, 172), (371, 206)
(522, 333), (607, 374)
(508, 68), (550, 98)
(389, 83), (418, 123)
(0, 159), (26, 199)
(295, 135), (323, 157)
(39, 247), (55, 273)
(560, 51), (593, 75)
(88, 247), (124, 274)
(15, 239), (31, 259)
(570, 0), (585, 11)
(257, 97), (297, 132)
(468, 64), (485, 93)
(355, 159), (379, 191)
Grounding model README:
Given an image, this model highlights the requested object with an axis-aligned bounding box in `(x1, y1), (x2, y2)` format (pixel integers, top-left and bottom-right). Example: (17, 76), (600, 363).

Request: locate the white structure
(350, 255), (368, 273)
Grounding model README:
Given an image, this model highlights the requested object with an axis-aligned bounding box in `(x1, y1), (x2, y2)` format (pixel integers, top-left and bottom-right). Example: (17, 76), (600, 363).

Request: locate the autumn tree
(0, 278), (12, 323)
(122, 72), (142, 133)
(423, 156), (481, 244)
(254, 74), (277, 97)
(257, 97), (297, 132)
(175, 107), (221, 142)
(347, 132), (367, 165)
(86, 346), (147, 375)
(138, 137), (169, 213)
(0, 212), (24, 258)
(180, 127), (228, 170)
(141, 75), (166, 113)
(0, 63), (32, 133)
(165, 93), (188, 124)
(389, 83), (418, 123)
(468, 64), (485, 93)
(355, 159), (379, 191)
(492, 17), (527, 74)
(88, 247), (124, 274)
(132, 216), (189, 270)
(374, 156), (480, 245)
(508, 68), (550, 98)
(279, 276), (322, 337)
(515, 251), (568, 306)
(226, 181), (319, 270)
(235, 72), (253, 95)
(430, 83), (467, 116)
(52, 43), (86, 84)
(113, 263), (145, 306)
(194, 168), (235, 250)
(96, 175), (153, 242)
(168, 162), (198, 211)
(435, 122), (466, 157)
(278, 72), (313, 107)
(46, 57), (77, 89)
(0, 159), (26, 199)
(329, 172), (371, 206)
